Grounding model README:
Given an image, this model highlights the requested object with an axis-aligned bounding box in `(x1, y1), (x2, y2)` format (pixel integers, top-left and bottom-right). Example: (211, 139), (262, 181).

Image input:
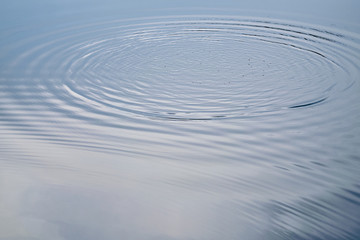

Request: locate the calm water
(1, 1), (360, 239)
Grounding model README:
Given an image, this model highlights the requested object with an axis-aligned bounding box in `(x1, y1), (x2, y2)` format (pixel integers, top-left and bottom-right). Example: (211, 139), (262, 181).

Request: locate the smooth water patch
(1, 15), (360, 240)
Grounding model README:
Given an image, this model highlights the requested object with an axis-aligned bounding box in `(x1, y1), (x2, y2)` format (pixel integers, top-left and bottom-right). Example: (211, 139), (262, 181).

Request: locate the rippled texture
(1, 14), (360, 240)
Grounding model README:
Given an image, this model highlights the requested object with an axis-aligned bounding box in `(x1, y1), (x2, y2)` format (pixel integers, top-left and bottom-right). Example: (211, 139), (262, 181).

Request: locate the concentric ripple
(1, 15), (360, 240)
(2, 16), (359, 123)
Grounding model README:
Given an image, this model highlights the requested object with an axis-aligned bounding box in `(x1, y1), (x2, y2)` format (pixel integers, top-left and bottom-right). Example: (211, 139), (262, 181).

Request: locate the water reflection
(1, 9), (360, 240)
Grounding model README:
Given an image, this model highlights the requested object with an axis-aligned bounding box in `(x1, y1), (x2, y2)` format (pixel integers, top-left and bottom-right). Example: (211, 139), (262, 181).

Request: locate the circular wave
(1, 15), (360, 240)
(2, 16), (359, 123)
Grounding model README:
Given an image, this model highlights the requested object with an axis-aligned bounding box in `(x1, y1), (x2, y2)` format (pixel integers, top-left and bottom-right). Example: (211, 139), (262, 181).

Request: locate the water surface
(1, 1), (360, 239)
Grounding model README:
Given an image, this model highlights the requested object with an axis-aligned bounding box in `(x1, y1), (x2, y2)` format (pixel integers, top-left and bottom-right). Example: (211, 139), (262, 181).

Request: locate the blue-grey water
(1, 1), (360, 239)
